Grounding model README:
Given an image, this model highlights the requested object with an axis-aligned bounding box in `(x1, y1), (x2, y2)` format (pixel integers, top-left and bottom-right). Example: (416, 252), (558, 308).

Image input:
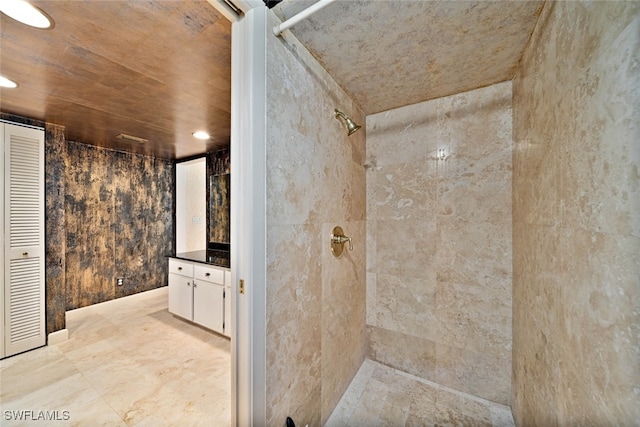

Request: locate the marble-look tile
(321, 221), (367, 422)
(1, 373), (126, 427)
(435, 279), (511, 359)
(436, 82), (512, 177)
(0, 288), (230, 426)
(325, 360), (376, 427)
(435, 217), (511, 275)
(436, 343), (511, 405)
(265, 276), (321, 426)
(437, 161), (511, 225)
(366, 272), (377, 326)
(513, 1), (640, 424)
(273, 1), (543, 115)
(328, 359), (515, 427)
(436, 387), (493, 424)
(367, 325), (436, 381)
(376, 273), (437, 342)
(374, 161), (437, 221)
(266, 9), (367, 425)
(376, 218), (437, 278)
(490, 404), (517, 427)
(366, 161), (378, 222)
(266, 223), (322, 295)
(555, 230), (639, 425)
(366, 99), (439, 168)
(555, 6), (640, 239)
(0, 346), (79, 403)
(367, 81), (513, 403)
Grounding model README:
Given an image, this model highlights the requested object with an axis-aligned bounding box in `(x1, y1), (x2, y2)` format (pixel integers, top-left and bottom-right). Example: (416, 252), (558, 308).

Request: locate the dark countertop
(168, 250), (230, 268)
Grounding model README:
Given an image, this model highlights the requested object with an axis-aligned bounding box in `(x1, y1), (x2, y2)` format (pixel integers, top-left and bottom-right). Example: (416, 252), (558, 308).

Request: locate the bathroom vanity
(168, 249), (231, 337)
(171, 150), (231, 337)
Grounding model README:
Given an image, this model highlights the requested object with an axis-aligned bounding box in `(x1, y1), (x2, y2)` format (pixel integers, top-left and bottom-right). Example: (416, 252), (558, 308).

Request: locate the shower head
(334, 109), (361, 136)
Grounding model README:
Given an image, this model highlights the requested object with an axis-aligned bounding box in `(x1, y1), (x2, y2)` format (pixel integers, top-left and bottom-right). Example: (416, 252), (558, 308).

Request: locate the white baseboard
(48, 329), (69, 345)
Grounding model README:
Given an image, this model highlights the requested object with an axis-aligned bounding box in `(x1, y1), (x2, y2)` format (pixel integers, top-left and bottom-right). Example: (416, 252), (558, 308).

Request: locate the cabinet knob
(187, 282), (191, 286)
(22, 252), (29, 257)
(178, 267), (183, 271)
(205, 272), (210, 277)
(193, 283), (197, 288)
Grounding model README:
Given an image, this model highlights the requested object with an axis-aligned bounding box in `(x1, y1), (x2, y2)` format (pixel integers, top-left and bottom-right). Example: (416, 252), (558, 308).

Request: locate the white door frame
(206, 1), (268, 425)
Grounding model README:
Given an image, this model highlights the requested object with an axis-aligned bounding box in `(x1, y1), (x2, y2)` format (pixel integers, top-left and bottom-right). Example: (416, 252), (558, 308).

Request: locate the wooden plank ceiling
(0, 0), (231, 159)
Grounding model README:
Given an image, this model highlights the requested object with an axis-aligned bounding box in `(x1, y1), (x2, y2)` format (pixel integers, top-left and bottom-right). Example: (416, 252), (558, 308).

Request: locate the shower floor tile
(326, 359), (514, 427)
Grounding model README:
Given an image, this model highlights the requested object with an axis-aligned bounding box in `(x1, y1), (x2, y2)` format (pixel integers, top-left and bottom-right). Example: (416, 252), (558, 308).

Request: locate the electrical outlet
(116, 277), (124, 286)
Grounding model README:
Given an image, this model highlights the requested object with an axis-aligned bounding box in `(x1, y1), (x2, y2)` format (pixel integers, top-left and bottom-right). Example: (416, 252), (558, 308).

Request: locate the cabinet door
(3, 123), (45, 358)
(168, 273), (193, 320)
(193, 281), (224, 334)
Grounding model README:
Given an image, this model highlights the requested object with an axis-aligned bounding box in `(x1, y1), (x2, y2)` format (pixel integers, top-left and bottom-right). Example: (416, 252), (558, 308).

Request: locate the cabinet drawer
(194, 264), (224, 284)
(169, 259), (193, 277)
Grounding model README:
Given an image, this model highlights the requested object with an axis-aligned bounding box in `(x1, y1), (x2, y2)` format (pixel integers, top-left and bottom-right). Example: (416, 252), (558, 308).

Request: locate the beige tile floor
(2, 287), (515, 427)
(326, 359), (515, 427)
(0, 287), (231, 427)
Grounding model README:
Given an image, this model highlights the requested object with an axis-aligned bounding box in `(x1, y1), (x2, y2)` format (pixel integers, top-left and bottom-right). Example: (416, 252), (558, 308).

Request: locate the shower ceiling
(273, 0), (545, 114)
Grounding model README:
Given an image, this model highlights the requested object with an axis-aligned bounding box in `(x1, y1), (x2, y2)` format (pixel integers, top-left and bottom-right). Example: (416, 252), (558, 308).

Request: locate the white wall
(176, 158), (206, 253)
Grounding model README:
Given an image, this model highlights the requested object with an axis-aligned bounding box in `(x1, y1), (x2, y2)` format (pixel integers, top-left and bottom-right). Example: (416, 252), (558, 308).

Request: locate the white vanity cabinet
(168, 258), (230, 336)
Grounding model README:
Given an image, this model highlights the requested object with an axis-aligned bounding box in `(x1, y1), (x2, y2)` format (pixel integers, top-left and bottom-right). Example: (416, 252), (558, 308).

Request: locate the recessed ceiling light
(193, 131), (210, 140)
(0, 0), (54, 29)
(0, 75), (18, 88)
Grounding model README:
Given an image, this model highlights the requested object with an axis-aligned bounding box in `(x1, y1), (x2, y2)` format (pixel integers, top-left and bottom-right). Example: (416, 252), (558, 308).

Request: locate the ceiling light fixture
(0, 75), (18, 88)
(192, 131), (210, 140)
(0, 0), (54, 29)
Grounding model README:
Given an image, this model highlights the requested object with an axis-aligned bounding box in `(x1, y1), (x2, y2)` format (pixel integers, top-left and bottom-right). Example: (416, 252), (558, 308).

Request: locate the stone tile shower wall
(265, 10), (367, 426)
(64, 141), (174, 309)
(512, 2), (640, 425)
(366, 82), (513, 404)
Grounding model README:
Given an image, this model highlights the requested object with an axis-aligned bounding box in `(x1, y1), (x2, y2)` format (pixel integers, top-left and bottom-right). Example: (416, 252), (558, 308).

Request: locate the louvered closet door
(2, 123), (45, 358)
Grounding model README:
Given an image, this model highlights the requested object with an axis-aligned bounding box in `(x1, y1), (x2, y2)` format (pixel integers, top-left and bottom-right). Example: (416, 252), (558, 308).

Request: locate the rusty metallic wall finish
(207, 149), (230, 244)
(64, 141), (174, 310)
(45, 124), (67, 334)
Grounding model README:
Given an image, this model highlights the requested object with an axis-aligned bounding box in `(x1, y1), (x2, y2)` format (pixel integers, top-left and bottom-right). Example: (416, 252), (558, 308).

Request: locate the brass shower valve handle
(331, 226), (353, 257)
(331, 234), (353, 250)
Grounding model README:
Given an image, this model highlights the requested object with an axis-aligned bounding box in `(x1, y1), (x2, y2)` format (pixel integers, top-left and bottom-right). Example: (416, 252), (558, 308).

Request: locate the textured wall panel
(64, 141), (173, 310)
(45, 123), (67, 334)
(208, 148), (231, 244)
